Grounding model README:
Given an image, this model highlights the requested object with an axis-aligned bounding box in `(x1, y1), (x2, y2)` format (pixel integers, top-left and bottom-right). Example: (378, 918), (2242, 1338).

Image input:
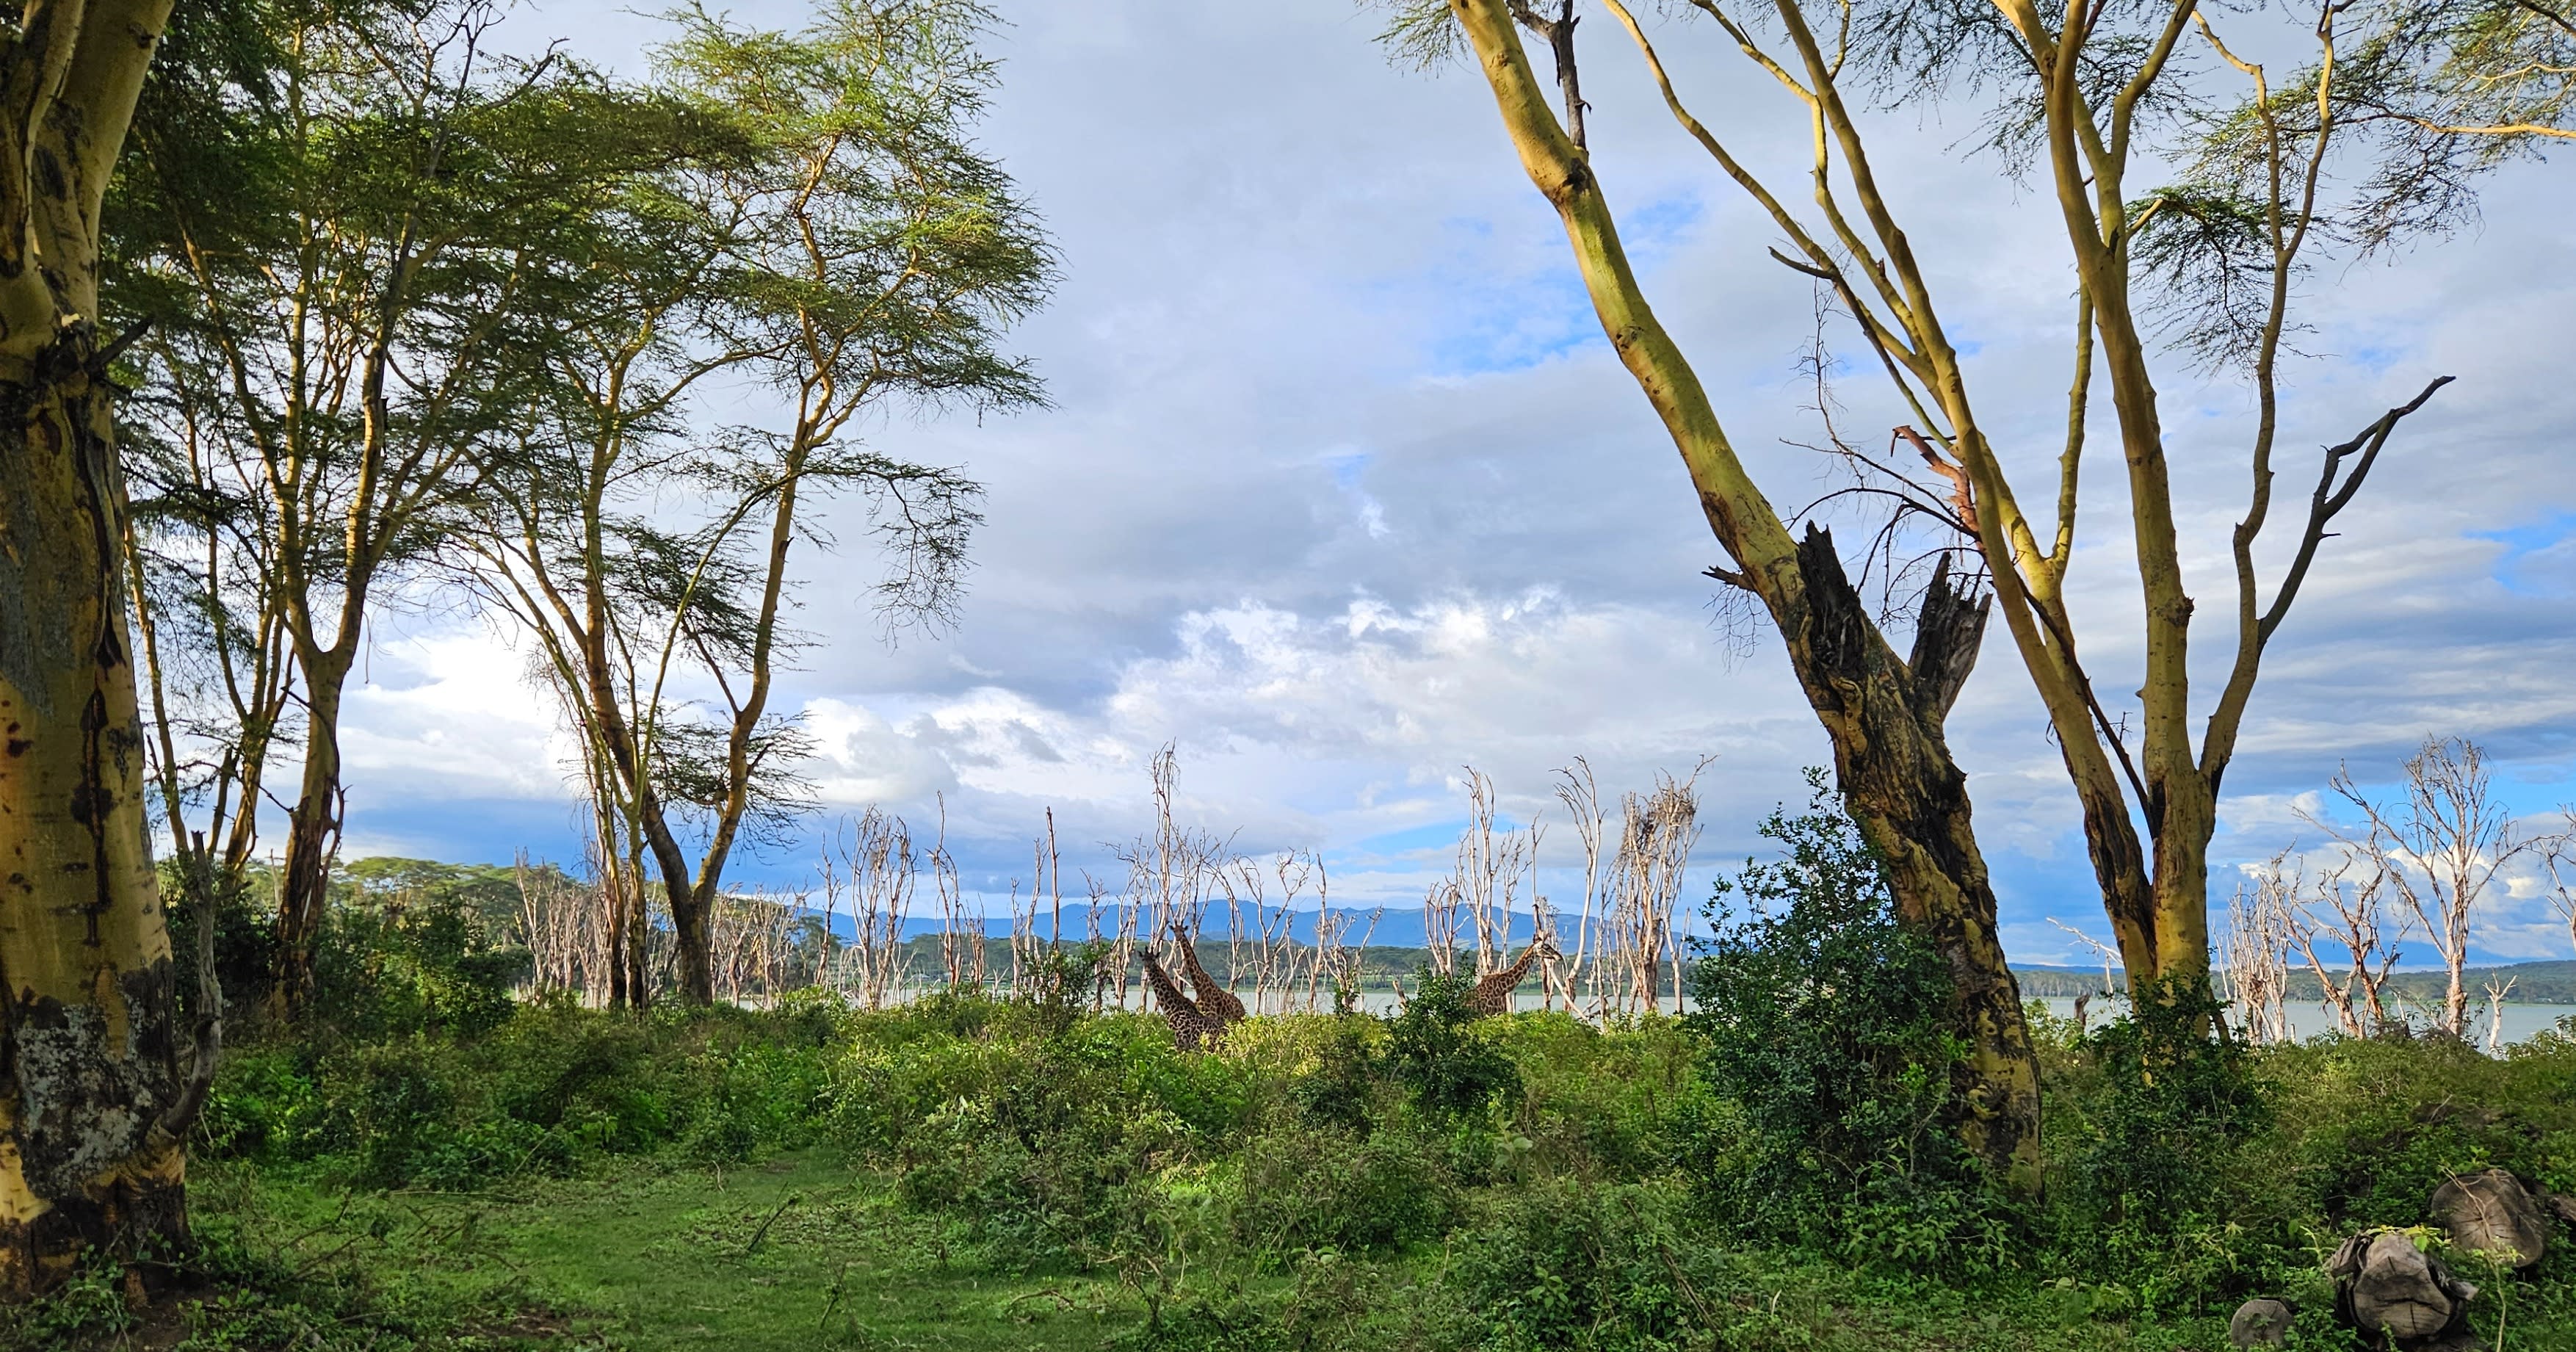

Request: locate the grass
(193, 1154), (1129, 1352)
(162, 1152), (2322, 1352)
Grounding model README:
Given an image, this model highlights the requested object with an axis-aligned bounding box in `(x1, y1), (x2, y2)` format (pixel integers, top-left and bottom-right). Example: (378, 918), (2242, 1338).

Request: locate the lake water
(2031, 997), (2575, 1046)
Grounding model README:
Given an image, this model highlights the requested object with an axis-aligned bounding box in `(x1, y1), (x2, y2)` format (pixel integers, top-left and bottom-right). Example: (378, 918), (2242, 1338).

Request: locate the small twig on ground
(744, 1192), (802, 1255)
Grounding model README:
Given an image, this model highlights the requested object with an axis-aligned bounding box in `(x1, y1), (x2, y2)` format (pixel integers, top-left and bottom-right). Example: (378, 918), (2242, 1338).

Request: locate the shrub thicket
(1684, 773), (2016, 1274)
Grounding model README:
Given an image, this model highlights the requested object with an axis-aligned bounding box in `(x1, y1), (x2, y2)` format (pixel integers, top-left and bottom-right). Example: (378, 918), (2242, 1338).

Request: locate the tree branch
(2258, 375), (2453, 648)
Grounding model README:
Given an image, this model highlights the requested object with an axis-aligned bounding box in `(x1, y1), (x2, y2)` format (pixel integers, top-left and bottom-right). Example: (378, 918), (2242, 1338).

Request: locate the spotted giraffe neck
(1139, 950), (1201, 1015)
(1168, 925), (1245, 1021)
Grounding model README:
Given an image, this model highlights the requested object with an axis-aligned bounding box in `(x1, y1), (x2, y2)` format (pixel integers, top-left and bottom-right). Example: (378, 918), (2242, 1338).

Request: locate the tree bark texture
(0, 335), (189, 1295)
(0, 0), (189, 1293)
(1445, 0), (2040, 1190)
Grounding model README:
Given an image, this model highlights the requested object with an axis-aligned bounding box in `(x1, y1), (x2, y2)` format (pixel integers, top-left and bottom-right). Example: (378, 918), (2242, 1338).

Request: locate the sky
(313, 1), (2576, 966)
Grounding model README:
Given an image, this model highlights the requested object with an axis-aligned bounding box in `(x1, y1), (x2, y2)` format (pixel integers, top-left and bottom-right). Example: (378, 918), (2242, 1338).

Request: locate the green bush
(1448, 1179), (1721, 1352)
(2058, 985), (2270, 1222)
(198, 999), (839, 1188)
(1488, 1013), (1699, 1183)
(1383, 969), (1520, 1121)
(831, 996), (1252, 1270)
(1684, 773), (2013, 1273)
(310, 892), (522, 1042)
(1226, 1121), (1460, 1259)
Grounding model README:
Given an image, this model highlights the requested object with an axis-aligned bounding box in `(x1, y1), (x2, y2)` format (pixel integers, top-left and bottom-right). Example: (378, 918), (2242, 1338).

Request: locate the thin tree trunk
(272, 648), (352, 1017)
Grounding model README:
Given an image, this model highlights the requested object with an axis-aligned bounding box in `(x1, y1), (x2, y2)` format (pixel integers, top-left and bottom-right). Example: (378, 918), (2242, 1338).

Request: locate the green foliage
(1489, 1011), (1704, 1182)
(309, 881), (527, 1042)
(1383, 968), (1522, 1121)
(1448, 1180), (1722, 1352)
(159, 969), (2576, 1350)
(156, 828), (2576, 1348)
(1684, 774), (2012, 1273)
(2265, 1022), (2576, 1227)
(200, 1002), (835, 1189)
(2055, 983), (2271, 1229)
(1024, 939), (1115, 1035)
(2039, 984), (2282, 1312)
(826, 994), (1247, 1270)
(160, 856), (278, 1027)
(0, 1259), (135, 1350)
(1285, 1014), (1389, 1135)
(1226, 1122), (1460, 1259)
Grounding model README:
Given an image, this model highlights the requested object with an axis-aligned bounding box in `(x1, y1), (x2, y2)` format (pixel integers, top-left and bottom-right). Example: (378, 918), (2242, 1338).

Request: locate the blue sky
(297, 1), (2576, 968)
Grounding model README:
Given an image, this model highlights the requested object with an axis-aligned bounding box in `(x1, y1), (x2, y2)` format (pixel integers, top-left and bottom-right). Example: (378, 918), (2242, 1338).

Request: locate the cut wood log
(2229, 1297), (2292, 1348)
(2430, 1168), (2548, 1269)
(2329, 1230), (2477, 1347)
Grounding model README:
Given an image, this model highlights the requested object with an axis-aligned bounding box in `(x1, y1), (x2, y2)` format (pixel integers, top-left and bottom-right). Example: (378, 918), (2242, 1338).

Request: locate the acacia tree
(112, 12), (303, 946)
(474, 0), (1050, 1005)
(466, 131), (746, 1010)
(1399, 0), (2045, 1187)
(1401, 2), (2475, 1034)
(0, 0), (206, 1294)
(115, 0), (704, 1014)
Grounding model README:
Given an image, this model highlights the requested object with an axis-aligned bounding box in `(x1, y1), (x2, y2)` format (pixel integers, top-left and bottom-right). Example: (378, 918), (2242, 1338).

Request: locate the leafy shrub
(1281, 1015), (1389, 1135)
(1226, 1121), (1460, 1258)
(310, 891), (523, 1042)
(199, 999), (839, 1187)
(1488, 1013), (1699, 1183)
(159, 857), (280, 1030)
(833, 998), (1251, 1270)
(1448, 1179), (1722, 1352)
(2054, 983), (2271, 1229)
(0, 1259), (134, 1351)
(1684, 773), (2014, 1273)
(1383, 969), (1520, 1121)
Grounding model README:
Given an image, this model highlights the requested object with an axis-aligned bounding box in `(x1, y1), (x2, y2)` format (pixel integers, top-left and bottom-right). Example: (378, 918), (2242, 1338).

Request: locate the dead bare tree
(1552, 759), (1607, 1016)
(827, 808), (916, 1008)
(1607, 768), (1704, 1017)
(1112, 744), (1234, 1011)
(517, 853), (612, 999)
(1423, 878), (1465, 978)
(2283, 851), (2411, 1038)
(2315, 738), (2534, 1036)
(930, 810), (978, 991)
(2220, 853), (2299, 1044)
(2546, 810), (2576, 961)
(1455, 767), (1542, 975)
(2481, 972), (2519, 1055)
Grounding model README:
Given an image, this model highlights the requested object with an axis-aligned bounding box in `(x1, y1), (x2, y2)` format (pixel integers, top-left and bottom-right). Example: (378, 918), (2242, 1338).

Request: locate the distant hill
(2014, 960), (2576, 1005)
(886, 903), (1486, 950)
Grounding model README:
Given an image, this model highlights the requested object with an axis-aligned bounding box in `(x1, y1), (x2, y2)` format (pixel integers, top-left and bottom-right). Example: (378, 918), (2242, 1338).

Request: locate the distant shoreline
(2011, 958), (2576, 1004)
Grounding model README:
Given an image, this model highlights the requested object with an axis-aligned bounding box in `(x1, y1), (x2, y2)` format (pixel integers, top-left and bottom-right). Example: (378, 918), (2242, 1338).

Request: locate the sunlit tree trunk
(272, 643), (352, 1016)
(0, 337), (190, 1294)
(0, 0), (200, 1292)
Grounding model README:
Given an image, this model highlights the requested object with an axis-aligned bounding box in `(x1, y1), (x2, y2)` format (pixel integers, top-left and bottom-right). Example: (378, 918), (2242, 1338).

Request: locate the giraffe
(1139, 947), (1230, 1051)
(1167, 922), (1248, 1024)
(1468, 936), (1561, 1018)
